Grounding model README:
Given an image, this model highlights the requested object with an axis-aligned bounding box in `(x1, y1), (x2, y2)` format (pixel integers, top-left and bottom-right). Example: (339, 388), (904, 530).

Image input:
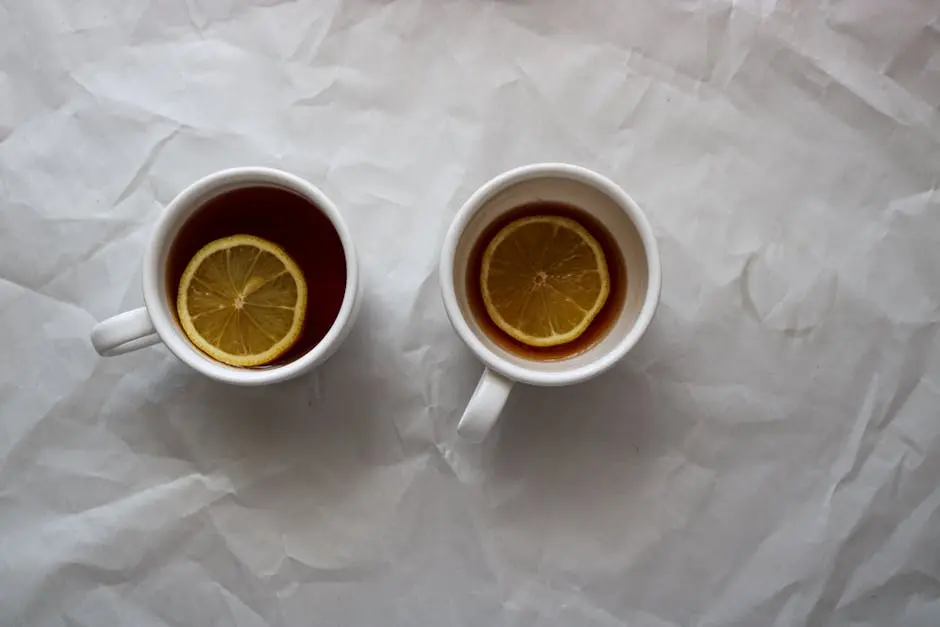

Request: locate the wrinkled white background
(2, 0), (940, 625)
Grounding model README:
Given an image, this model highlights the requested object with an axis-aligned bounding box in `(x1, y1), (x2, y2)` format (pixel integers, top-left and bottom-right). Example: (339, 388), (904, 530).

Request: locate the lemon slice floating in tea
(480, 215), (610, 347)
(177, 234), (307, 367)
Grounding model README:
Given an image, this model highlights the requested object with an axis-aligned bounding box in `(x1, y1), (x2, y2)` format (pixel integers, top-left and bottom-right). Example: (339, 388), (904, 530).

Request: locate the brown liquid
(466, 201), (627, 361)
(166, 186), (347, 367)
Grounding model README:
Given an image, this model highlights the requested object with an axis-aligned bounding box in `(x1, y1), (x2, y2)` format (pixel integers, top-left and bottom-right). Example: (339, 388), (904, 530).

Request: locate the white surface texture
(2, 1), (940, 625)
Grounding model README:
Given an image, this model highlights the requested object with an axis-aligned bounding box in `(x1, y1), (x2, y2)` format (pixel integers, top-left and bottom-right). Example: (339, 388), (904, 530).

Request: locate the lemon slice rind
(177, 234), (307, 367)
(480, 215), (610, 348)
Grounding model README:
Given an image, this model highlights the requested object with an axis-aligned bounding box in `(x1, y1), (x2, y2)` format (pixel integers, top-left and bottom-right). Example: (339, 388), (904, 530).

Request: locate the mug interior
(143, 168), (359, 385)
(448, 167), (656, 384)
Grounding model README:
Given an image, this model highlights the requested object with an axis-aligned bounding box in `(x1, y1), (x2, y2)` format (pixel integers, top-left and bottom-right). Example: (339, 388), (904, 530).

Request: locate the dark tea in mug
(166, 185), (347, 366)
(465, 201), (627, 361)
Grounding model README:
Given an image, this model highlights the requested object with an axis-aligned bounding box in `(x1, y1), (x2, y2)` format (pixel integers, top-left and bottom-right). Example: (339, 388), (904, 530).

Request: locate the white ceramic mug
(91, 167), (361, 385)
(440, 163), (661, 441)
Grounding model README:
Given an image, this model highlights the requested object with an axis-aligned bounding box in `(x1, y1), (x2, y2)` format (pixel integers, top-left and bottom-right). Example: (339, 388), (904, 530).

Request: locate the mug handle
(458, 369), (514, 442)
(91, 308), (161, 356)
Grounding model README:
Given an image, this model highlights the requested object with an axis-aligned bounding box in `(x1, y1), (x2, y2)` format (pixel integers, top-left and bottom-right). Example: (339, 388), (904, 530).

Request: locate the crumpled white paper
(2, 0), (939, 625)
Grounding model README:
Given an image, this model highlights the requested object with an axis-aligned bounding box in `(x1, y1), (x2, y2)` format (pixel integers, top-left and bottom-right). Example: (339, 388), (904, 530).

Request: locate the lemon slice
(177, 234), (307, 367)
(480, 215), (610, 347)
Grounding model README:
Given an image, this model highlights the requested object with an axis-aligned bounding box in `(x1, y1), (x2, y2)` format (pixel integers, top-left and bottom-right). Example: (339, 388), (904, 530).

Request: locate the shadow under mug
(439, 163), (661, 442)
(90, 167), (361, 386)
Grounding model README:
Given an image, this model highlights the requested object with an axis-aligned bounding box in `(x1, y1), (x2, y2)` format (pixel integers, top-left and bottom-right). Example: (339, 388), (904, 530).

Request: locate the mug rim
(439, 163), (661, 387)
(142, 166), (360, 386)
